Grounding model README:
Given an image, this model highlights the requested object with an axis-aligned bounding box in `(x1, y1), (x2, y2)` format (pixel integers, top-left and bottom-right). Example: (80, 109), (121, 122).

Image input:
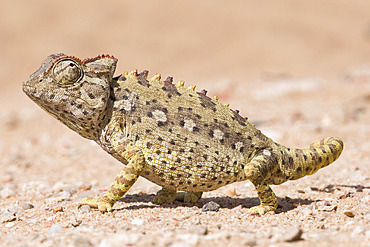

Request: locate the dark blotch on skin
(289, 157), (293, 164)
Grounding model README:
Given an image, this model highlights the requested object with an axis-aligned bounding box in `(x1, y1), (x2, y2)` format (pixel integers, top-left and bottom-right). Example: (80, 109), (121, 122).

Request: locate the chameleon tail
(281, 137), (344, 181)
(244, 136), (343, 214)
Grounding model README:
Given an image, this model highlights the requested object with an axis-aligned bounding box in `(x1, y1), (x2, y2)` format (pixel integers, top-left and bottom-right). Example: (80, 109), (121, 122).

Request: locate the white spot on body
(263, 149), (271, 156)
(234, 141), (244, 151)
(152, 110), (167, 122)
(213, 129), (224, 140)
(122, 92), (137, 111)
(122, 100), (132, 111)
(184, 118), (196, 131)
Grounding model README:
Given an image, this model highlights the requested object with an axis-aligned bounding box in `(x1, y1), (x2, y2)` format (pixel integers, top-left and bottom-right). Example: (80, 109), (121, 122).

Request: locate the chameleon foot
(176, 192), (203, 203)
(153, 188), (177, 204)
(78, 197), (113, 212)
(248, 205), (276, 215)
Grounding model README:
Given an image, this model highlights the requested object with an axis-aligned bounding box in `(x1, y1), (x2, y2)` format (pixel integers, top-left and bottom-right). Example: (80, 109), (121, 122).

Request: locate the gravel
(201, 201), (221, 212)
(1, 2), (370, 246)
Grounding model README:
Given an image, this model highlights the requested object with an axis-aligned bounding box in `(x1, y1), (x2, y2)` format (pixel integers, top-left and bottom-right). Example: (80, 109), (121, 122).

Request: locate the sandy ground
(0, 1), (369, 246)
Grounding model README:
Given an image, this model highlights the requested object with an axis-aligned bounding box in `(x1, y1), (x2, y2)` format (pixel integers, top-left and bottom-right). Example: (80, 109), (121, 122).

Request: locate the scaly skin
(22, 53), (344, 215)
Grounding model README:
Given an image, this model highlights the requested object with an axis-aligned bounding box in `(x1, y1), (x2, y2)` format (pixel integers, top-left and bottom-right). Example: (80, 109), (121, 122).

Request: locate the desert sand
(0, 1), (369, 246)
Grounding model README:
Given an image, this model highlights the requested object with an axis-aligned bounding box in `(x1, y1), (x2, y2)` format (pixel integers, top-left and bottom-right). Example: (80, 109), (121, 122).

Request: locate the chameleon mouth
(22, 83), (39, 98)
(22, 83), (34, 95)
(22, 83), (50, 104)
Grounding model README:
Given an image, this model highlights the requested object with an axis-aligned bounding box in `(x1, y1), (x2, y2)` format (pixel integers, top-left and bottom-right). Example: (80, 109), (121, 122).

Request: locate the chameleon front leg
(244, 150), (279, 215)
(79, 145), (145, 212)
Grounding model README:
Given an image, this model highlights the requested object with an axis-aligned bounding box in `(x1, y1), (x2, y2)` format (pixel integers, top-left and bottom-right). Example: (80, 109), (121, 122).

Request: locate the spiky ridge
(123, 69), (248, 122)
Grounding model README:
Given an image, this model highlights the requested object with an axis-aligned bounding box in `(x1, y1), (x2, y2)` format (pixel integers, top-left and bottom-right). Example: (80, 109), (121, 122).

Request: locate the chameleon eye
(53, 59), (83, 86)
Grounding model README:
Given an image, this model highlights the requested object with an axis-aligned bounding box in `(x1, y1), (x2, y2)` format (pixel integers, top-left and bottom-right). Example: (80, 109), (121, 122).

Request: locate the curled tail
(280, 137), (344, 181)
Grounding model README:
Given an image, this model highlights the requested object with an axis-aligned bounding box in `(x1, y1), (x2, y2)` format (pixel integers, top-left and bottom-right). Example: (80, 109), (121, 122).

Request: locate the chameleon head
(22, 53), (117, 140)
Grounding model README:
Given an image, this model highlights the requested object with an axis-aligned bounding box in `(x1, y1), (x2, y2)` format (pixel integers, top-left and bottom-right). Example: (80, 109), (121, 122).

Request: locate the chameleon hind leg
(153, 189), (203, 204)
(79, 146), (145, 212)
(153, 188), (177, 204)
(248, 182), (278, 215)
(176, 191), (203, 203)
(244, 150), (279, 215)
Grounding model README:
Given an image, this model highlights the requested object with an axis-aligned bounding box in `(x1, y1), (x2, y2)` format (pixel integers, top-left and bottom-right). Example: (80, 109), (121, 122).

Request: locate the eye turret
(53, 59), (83, 86)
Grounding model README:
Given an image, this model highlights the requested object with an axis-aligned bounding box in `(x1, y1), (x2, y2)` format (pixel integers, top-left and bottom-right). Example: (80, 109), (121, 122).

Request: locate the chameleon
(22, 53), (344, 215)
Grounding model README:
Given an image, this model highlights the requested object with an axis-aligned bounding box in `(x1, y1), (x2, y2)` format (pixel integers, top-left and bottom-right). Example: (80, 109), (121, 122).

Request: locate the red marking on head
(43, 55), (83, 76)
(82, 54), (118, 64)
(83, 54), (118, 74)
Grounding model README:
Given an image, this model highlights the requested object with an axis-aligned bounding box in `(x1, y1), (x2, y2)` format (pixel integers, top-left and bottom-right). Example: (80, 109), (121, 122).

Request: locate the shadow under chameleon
(112, 183), (367, 214)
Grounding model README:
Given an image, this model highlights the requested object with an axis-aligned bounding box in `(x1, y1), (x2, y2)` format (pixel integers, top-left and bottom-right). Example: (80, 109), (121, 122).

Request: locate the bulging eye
(53, 59), (83, 86)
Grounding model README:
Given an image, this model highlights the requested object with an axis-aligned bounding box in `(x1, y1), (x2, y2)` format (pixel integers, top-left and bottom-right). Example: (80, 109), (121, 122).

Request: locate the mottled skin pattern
(22, 54), (344, 215)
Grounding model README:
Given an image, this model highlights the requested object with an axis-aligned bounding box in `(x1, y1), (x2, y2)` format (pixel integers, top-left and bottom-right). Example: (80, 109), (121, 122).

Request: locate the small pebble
(282, 226), (303, 242)
(98, 233), (143, 247)
(339, 192), (353, 199)
(6, 206), (18, 213)
(356, 185), (364, 192)
(53, 206), (64, 213)
(202, 201), (220, 212)
(169, 241), (192, 247)
(187, 225), (208, 235)
(25, 218), (37, 224)
(44, 221), (53, 228)
(344, 211), (355, 218)
(131, 217), (145, 226)
(204, 232), (231, 240)
(20, 202), (34, 210)
(72, 237), (93, 247)
(241, 233), (257, 247)
(79, 205), (91, 213)
(78, 183), (92, 191)
(0, 188), (15, 198)
(5, 222), (15, 228)
(319, 205), (337, 212)
(65, 217), (82, 228)
(0, 212), (17, 223)
(53, 182), (68, 192)
(175, 234), (200, 246)
(59, 191), (72, 200)
(48, 224), (64, 234)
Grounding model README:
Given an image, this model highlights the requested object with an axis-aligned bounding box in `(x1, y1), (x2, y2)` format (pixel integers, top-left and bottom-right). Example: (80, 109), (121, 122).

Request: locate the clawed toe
(176, 192), (202, 203)
(79, 197), (113, 212)
(153, 189), (176, 204)
(248, 205), (276, 215)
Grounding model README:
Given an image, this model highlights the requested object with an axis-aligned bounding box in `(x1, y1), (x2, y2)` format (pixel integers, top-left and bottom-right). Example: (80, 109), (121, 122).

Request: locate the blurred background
(0, 0), (369, 184)
(2, 0), (370, 97)
(1, 2), (369, 243)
